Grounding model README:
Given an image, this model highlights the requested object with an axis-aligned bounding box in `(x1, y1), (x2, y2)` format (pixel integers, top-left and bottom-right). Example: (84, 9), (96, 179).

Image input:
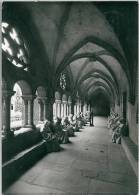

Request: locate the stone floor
(4, 117), (138, 195)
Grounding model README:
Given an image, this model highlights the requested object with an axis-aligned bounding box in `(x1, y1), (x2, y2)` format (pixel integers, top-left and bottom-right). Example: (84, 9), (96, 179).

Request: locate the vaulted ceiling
(2, 2), (137, 104)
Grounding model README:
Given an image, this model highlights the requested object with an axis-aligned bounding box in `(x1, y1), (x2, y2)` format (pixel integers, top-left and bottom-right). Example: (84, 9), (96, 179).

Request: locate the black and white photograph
(1, 1), (138, 194)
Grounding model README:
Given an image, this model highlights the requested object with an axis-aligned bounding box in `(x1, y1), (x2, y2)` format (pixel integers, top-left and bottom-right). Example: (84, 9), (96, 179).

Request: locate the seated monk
(41, 119), (60, 152)
(108, 115), (115, 128)
(80, 112), (86, 127)
(62, 116), (74, 137)
(73, 115), (80, 131)
(107, 113), (114, 128)
(81, 112), (86, 123)
(111, 119), (125, 144)
(109, 114), (120, 130)
(69, 114), (79, 132)
(77, 113), (83, 129)
(54, 117), (69, 144)
(84, 111), (90, 122)
(112, 129), (121, 144)
(82, 114), (87, 126)
(111, 120), (119, 132)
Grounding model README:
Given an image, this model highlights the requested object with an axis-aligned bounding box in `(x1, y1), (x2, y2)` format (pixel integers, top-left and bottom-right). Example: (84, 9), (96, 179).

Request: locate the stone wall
(127, 101), (138, 145)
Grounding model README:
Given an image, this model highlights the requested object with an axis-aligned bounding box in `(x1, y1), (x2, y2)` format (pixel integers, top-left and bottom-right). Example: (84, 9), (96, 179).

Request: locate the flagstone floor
(5, 117), (138, 195)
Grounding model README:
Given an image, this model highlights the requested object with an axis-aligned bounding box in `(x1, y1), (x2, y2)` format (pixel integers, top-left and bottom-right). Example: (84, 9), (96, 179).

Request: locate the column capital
(22, 95), (36, 101)
(55, 99), (61, 104)
(37, 97), (48, 104)
(62, 100), (67, 104)
(68, 101), (72, 105)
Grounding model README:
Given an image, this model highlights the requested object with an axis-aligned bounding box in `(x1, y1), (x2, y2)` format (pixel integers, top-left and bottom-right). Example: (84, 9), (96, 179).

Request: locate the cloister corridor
(4, 117), (137, 195)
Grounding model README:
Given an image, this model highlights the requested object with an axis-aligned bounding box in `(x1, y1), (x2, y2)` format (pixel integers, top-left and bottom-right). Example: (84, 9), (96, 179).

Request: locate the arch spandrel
(13, 80), (32, 96)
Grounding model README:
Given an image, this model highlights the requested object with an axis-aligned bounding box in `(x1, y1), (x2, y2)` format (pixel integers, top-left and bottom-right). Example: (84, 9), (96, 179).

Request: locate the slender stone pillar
(83, 103), (87, 115)
(88, 104), (90, 112)
(56, 100), (61, 118)
(38, 99), (44, 121)
(28, 99), (33, 126)
(49, 98), (54, 121)
(79, 100), (82, 113)
(22, 95), (35, 128)
(28, 95), (35, 127)
(68, 96), (72, 115)
(61, 103), (64, 118)
(76, 103), (80, 115)
(71, 103), (74, 115)
(67, 104), (69, 116)
(74, 104), (76, 115)
(43, 103), (46, 120)
(2, 90), (15, 138)
(42, 97), (48, 120)
(23, 98), (28, 126)
(55, 102), (58, 118)
(68, 102), (72, 115)
(63, 101), (67, 117)
(53, 102), (56, 118)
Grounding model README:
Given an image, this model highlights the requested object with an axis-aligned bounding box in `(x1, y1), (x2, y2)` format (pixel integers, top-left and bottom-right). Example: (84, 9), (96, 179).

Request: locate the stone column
(2, 90), (15, 138)
(88, 104), (91, 112)
(76, 102), (80, 115)
(22, 98), (28, 126)
(22, 95), (35, 128)
(67, 104), (69, 116)
(63, 101), (67, 117)
(79, 100), (82, 113)
(68, 96), (72, 115)
(74, 104), (76, 115)
(38, 99), (44, 122)
(68, 102), (72, 115)
(71, 103), (74, 115)
(42, 97), (48, 121)
(49, 98), (54, 121)
(61, 103), (64, 118)
(53, 102), (56, 118)
(54, 102), (57, 118)
(83, 103), (87, 115)
(28, 95), (35, 127)
(56, 100), (61, 118)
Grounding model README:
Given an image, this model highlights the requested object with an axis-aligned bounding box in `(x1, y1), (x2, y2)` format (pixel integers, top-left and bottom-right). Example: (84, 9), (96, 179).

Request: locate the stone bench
(2, 128), (42, 163)
(2, 140), (46, 191)
(121, 136), (138, 177)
